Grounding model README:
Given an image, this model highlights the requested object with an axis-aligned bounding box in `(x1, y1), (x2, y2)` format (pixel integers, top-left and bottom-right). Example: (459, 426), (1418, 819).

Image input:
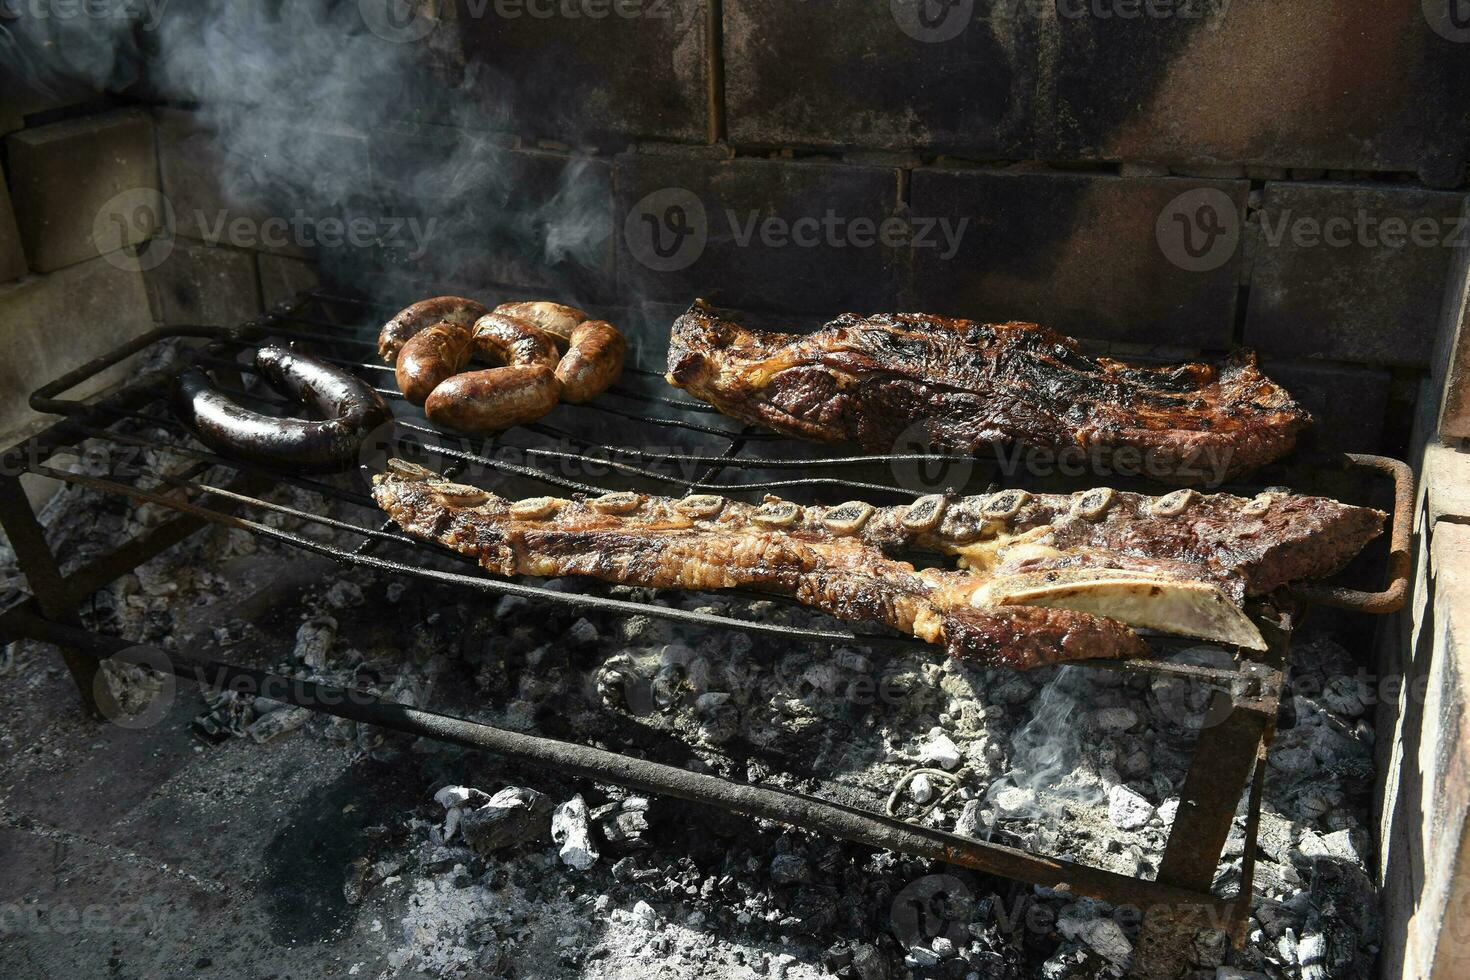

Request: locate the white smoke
(1, 1), (611, 302)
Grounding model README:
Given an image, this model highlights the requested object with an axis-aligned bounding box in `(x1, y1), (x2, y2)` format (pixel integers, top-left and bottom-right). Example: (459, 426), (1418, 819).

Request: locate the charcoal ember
(247, 705), (311, 743)
(1302, 859), (1377, 977)
(192, 690), (254, 742)
(293, 615), (337, 670)
(565, 617), (599, 646)
(1057, 902), (1132, 969)
(918, 730), (962, 770)
(650, 662), (688, 713)
(695, 692), (739, 744)
(848, 943), (894, 980)
(343, 856), (373, 905)
(552, 795), (599, 870)
(591, 797), (650, 852)
(1038, 944), (1115, 979)
(324, 580), (364, 609)
(769, 853), (811, 885)
(595, 659), (637, 710)
(459, 787), (551, 856)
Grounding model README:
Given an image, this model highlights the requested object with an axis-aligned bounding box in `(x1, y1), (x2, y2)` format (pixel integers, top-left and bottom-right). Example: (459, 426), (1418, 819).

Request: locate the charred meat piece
(372, 465), (1382, 666)
(667, 300), (1313, 484)
(372, 465), (1152, 669)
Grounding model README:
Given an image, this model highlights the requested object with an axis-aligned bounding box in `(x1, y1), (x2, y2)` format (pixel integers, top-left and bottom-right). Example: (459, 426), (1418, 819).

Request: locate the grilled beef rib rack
(373, 463), (1384, 667)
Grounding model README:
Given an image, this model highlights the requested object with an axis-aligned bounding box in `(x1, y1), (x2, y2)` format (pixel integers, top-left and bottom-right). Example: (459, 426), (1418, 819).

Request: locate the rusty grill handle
(1285, 453), (1414, 614)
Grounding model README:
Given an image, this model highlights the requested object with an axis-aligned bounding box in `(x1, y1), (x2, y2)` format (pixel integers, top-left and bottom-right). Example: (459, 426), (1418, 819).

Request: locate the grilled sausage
(425, 365), (562, 432)
(470, 313), (562, 371)
(492, 301), (588, 348)
(173, 346), (392, 472)
(379, 296), (488, 362)
(396, 321), (473, 405)
(555, 319), (626, 403)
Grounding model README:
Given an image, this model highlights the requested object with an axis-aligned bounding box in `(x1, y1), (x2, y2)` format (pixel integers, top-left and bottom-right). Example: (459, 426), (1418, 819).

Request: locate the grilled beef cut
(373, 463), (1385, 669)
(667, 301), (1313, 484)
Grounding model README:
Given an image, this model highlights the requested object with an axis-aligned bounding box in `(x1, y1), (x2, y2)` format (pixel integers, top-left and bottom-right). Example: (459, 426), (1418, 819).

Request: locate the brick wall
(3, 0), (1469, 453)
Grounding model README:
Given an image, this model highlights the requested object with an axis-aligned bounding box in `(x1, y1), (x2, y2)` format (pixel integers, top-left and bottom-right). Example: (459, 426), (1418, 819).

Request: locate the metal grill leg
(0, 473), (104, 717)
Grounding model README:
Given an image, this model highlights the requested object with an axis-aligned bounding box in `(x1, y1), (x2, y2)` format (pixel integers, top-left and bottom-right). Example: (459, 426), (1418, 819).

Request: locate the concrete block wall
(0, 97), (168, 444)
(5, 2), (1469, 457)
(1374, 390), (1470, 980)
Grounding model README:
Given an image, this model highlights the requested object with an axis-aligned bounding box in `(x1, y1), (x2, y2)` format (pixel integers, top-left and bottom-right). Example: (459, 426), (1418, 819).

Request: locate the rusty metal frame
(0, 289), (1415, 978)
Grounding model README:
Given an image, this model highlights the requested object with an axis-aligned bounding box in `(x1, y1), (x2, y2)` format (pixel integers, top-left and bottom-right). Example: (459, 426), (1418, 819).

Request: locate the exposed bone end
(384, 458), (440, 482)
(1151, 488), (1198, 517)
(675, 494), (725, 519)
(754, 500), (802, 528)
(510, 497), (563, 520)
(435, 483), (491, 507)
(973, 569), (1266, 650)
(590, 492), (643, 515)
(822, 501), (875, 536)
(982, 489), (1030, 520)
(902, 494), (948, 532)
(1072, 487), (1116, 521)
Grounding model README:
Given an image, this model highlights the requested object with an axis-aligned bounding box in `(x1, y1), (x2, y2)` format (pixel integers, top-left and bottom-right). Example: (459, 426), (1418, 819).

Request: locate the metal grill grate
(15, 289), (1412, 686)
(0, 287), (1416, 959)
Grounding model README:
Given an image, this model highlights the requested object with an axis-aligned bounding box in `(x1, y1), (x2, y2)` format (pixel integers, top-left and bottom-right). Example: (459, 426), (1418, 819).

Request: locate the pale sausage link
(425, 365), (562, 432)
(396, 321), (473, 406)
(492, 301), (588, 348)
(471, 313), (562, 371)
(556, 319), (627, 403)
(379, 296), (488, 362)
